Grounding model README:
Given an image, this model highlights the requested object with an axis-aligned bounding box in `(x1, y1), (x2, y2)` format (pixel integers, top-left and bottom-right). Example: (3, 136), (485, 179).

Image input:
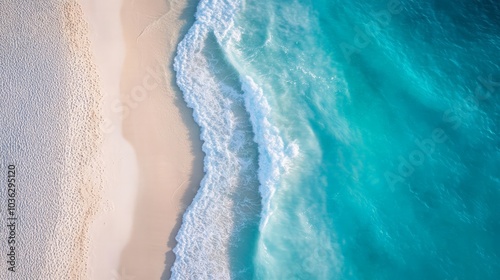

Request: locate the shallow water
(172, 0), (500, 279)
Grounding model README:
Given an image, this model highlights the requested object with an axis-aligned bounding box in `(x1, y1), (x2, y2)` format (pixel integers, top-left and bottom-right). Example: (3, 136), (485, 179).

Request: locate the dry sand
(1, 1), (105, 278)
(80, 0), (202, 279)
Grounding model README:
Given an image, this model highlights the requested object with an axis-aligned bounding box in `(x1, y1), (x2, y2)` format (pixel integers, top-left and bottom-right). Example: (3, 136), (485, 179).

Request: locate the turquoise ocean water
(171, 0), (500, 279)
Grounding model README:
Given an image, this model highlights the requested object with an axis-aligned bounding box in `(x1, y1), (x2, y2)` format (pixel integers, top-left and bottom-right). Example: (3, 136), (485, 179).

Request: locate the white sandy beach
(0, 0), (200, 278)
(1, 1), (105, 278)
(81, 0), (202, 279)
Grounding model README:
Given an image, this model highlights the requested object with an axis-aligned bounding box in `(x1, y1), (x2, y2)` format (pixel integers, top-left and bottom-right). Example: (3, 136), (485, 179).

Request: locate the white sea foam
(171, 0), (258, 278)
(240, 76), (299, 229)
(171, 0), (298, 278)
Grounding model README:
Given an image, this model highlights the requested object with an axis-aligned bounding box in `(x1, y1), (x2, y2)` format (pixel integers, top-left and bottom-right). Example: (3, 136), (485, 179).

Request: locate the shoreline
(81, 0), (202, 279)
(118, 0), (202, 277)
